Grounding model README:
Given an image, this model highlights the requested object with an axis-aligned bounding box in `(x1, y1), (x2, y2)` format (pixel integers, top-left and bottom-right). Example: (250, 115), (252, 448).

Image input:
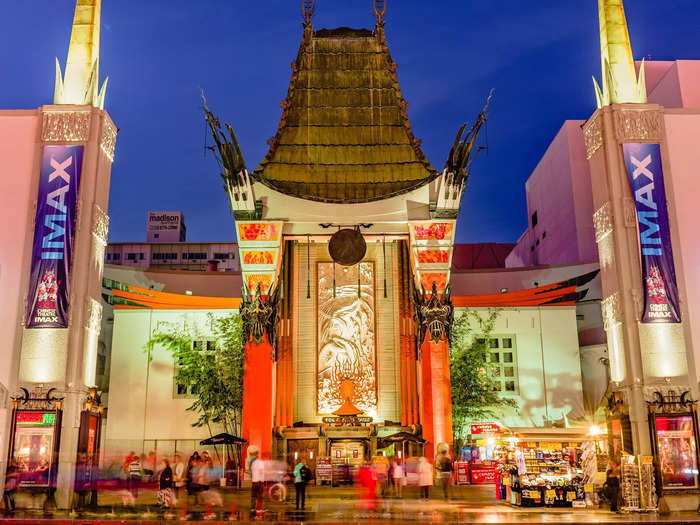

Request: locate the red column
(420, 335), (453, 461)
(241, 336), (274, 458)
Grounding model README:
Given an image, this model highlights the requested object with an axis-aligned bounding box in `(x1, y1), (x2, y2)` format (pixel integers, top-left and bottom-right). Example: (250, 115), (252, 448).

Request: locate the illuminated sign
(622, 143), (680, 323)
(16, 411), (56, 427)
(470, 422), (503, 435)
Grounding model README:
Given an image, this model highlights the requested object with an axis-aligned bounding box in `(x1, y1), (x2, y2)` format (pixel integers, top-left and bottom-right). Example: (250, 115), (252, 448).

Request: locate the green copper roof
(253, 26), (437, 203)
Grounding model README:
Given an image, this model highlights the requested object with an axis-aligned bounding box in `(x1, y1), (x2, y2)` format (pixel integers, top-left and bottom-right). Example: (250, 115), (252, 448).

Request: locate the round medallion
(328, 228), (366, 266)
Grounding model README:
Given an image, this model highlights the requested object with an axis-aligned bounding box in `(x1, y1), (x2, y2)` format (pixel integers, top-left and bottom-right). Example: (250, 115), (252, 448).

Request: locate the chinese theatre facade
(204, 1), (491, 461)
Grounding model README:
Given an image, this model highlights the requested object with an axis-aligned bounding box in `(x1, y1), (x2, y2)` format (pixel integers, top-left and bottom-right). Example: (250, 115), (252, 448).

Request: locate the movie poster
(622, 143), (681, 323)
(25, 145), (84, 328)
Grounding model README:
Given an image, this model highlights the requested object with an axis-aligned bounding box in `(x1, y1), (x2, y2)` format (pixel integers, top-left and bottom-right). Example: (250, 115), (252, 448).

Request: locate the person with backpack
(293, 458), (311, 511)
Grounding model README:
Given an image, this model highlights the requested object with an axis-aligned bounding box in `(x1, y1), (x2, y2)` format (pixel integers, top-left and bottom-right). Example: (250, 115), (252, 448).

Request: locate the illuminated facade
(0, 0), (117, 507)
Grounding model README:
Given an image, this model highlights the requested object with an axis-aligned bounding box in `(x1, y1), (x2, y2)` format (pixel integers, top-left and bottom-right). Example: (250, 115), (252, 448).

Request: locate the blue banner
(622, 143), (680, 323)
(26, 145), (84, 328)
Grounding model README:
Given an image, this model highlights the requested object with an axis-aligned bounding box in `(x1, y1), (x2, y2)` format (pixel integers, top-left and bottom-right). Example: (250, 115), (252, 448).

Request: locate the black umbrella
(199, 433), (247, 446)
(379, 432), (426, 444)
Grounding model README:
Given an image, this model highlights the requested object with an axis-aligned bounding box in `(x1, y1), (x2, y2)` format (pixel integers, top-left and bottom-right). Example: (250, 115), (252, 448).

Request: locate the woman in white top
(392, 459), (405, 497)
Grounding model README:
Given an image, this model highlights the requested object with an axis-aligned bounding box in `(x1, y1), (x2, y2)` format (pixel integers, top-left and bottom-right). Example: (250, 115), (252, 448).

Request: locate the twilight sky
(3, 1), (698, 243)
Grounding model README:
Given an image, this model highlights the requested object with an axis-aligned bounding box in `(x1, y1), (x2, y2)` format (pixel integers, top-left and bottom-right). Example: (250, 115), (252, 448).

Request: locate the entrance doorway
(329, 440), (366, 486)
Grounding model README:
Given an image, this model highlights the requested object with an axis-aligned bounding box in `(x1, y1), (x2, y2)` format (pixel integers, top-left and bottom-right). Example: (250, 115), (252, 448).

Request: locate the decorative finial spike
(593, 0), (646, 106)
(56, 0), (107, 107)
(302, 0), (316, 26)
(373, 0), (387, 25)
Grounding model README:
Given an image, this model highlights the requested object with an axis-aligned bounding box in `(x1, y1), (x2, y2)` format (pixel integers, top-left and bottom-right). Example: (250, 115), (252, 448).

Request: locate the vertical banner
(622, 143), (680, 323)
(26, 145), (84, 328)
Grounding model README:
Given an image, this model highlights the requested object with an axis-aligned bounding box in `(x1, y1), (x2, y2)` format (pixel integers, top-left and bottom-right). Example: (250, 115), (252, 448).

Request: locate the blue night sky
(3, 1), (698, 243)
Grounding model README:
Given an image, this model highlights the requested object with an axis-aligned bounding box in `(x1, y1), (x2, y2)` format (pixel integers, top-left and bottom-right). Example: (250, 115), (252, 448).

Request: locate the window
(127, 253), (137, 261)
(531, 211), (538, 228)
(535, 239), (540, 246)
(139, 253), (145, 260)
(183, 252), (207, 260)
(113, 253), (121, 261)
(542, 231), (547, 239)
(487, 335), (518, 394)
(213, 252), (231, 260)
(174, 339), (216, 397)
(152, 252), (178, 261)
(154, 233), (159, 239)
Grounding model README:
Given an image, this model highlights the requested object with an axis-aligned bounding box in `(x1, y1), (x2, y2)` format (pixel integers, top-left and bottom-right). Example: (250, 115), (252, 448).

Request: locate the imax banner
(26, 145), (84, 328)
(622, 143), (680, 323)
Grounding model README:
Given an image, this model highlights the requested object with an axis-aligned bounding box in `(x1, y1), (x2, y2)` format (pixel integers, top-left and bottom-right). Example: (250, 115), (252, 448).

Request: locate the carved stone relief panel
(42, 111), (91, 142)
(623, 197), (637, 228)
(613, 109), (664, 142)
(593, 201), (613, 243)
(100, 118), (117, 161)
(85, 298), (103, 333)
(584, 113), (603, 159)
(602, 292), (621, 331)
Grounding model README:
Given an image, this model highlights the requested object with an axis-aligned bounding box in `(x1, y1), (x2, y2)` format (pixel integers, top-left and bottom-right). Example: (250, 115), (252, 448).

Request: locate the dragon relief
(241, 283), (279, 352)
(413, 281), (454, 344)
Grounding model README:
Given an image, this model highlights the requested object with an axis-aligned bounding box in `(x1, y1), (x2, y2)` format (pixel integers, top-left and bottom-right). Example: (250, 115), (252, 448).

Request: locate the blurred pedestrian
(604, 461), (621, 513)
(356, 461), (377, 509)
(157, 459), (176, 508)
(435, 449), (453, 500)
(3, 461), (18, 513)
(249, 449), (264, 514)
(127, 454), (142, 498)
(293, 457), (310, 510)
(391, 457), (404, 498)
(143, 451), (156, 481)
(418, 456), (433, 501)
(172, 454), (186, 498)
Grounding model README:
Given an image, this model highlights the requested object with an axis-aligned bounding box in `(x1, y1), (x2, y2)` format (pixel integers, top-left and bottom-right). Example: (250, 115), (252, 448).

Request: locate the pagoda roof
(252, 25), (438, 203)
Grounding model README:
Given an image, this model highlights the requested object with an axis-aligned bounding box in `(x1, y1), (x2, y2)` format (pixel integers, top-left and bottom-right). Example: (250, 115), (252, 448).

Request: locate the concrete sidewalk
(1, 485), (697, 524)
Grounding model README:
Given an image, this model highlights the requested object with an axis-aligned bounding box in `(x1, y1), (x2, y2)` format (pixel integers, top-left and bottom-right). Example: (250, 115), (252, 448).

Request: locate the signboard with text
(26, 145), (83, 328)
(470, 423), (503, 435)
(622, 143), (681, 323)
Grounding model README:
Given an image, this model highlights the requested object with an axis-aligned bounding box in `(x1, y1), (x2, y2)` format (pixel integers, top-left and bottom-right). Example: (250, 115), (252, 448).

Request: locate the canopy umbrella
(378, 432), (425, 459)
(200, 433), (247, 446)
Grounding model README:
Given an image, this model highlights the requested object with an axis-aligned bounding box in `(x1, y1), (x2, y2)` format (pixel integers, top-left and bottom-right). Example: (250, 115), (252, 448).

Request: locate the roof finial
(592, 0), (646, 108)
(54, 0), (108, 108)
(373, 0), (387, 25)
(302, 0), (316, 26)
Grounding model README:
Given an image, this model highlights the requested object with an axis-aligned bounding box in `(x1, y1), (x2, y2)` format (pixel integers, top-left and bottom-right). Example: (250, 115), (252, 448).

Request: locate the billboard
(26, 145), (83, 328)
(622, 143), (681, 323)
(147, 211), (185, 242)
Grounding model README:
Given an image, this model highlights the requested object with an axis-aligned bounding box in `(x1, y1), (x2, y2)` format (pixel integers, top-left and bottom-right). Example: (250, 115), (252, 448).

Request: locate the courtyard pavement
(1, 485), (699, 524)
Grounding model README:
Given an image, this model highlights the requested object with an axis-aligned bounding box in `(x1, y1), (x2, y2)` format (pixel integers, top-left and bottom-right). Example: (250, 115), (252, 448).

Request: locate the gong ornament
(329, 228), (366, 266)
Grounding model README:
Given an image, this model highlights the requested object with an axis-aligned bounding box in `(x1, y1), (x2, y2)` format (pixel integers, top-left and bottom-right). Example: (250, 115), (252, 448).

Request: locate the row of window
(174, 340), (217, 397)
(476, 336), (519, 394)
(106, 252), (235, 262)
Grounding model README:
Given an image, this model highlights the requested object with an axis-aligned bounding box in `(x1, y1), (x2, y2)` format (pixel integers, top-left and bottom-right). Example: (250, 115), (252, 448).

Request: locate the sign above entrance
(470, 422), (503, 435)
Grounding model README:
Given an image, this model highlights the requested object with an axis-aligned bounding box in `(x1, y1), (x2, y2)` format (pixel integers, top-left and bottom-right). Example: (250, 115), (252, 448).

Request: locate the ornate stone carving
(42, 111), (91, 142)
(584, 113), (603, 159)
(613, 109), (664, 142)
(623, 197), (637, 228)
(92, 205), (109, 246)
(241, 284), (279, 349)
(593, 201), (613, 242)
(644, 386), (694, 412)
(630, 288), (643, 321)
(85, 298), (103, 332)
(601, 292), (621, 331)
(100, 118), (117, 161)
(413, 282), (454, 344)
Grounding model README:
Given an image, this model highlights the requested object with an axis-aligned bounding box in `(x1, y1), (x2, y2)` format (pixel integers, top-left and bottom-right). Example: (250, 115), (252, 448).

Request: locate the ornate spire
(373, 0), (387, 26)
(54, 0), (108, 108)
(593, 0), (646, 108)
(302, 0), (315, 27)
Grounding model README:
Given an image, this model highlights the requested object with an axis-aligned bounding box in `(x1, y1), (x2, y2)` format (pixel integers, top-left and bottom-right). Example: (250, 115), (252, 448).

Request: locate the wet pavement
(1, 485), (699, 523)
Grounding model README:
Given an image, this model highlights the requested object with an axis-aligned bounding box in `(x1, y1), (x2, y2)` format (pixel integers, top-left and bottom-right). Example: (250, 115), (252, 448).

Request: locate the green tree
(144, 313), (245, 437)
(450, 309), (518, 442)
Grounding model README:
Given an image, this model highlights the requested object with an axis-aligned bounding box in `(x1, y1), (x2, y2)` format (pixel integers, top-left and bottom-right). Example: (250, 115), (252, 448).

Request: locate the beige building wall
(104, 308), (238, 460)
(454, 306), (585, 430)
